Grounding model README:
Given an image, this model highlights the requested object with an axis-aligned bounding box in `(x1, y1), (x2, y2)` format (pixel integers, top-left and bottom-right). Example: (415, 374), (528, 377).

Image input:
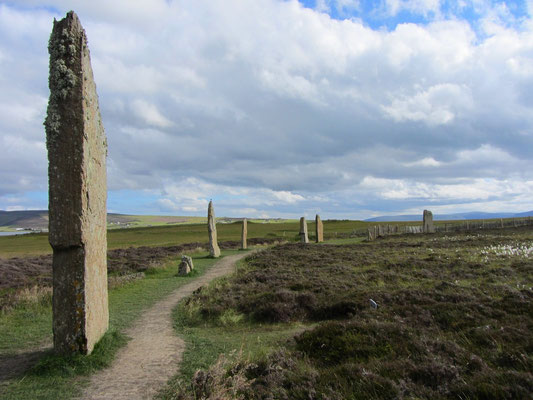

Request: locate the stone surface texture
(178, 255), (194, 276)
(207, 201), (221, 257)
(45, 11), (108, 355)
(299, 217), (309, 243)
(315, 214), (323, 243)
(423, 210), (435, 233)
(241, 218), (247, 249)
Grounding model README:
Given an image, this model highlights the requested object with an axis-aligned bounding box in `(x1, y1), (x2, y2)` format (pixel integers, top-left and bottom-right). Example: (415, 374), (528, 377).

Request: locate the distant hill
(0, 210), (204, 231)
(0, 210), (49, 230)
(365, 211), (533, 222)
(0, 210), (290, 231)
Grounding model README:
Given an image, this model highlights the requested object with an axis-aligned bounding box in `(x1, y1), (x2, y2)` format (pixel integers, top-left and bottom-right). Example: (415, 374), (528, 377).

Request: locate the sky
(1, 0), (533, 220)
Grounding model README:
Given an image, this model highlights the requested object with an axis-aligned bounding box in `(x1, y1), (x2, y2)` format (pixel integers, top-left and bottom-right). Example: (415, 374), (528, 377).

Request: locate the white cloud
(271, 191), (305, 203)
(130, 99), (173, 128)
(404, 157), (442, 167)
(382, 83), (473, 125)
(385, 0), (442, 17)
(1, 1), (533, 217)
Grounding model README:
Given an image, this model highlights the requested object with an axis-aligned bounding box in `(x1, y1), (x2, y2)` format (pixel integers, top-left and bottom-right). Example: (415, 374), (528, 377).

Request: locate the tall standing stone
(315, 214), (323, 243)
(423, 210), (435, 233)
(241, 218), (247, 250)
(207, 201), (220, 257)
(45, 11), (108, 354)
(299, 217), (309, 243)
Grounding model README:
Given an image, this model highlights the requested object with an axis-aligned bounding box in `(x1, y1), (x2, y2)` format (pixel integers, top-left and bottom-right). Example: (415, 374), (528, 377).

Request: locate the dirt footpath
(80, 252), (250, 400)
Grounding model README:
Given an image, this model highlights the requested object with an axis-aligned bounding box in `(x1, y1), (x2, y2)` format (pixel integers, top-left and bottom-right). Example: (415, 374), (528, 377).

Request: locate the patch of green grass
(0, 301), (52, 353)
(0, 250), (235, 400)
(0, 220), (373, 258)
(157, 307), (307, 399)
(2, 330), (127, 400)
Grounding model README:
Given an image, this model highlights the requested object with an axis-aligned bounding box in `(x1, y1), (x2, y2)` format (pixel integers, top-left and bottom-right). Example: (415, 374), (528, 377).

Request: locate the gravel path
(80, 252), (249, 400)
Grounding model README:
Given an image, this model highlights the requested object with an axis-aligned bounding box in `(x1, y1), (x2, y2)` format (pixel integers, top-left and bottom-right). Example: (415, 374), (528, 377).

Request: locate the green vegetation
(0, 219), (371, 257)
(163, 227), (533, 399)
(0, 251), (232, 400)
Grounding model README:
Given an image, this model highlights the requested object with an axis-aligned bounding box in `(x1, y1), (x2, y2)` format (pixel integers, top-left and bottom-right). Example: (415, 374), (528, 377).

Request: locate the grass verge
(0, 250), (235, 400)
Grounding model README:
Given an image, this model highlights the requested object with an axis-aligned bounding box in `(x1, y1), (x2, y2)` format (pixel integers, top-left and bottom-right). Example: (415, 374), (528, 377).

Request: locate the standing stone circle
(207, 200), (221, 258)
(45, 11), (108, 355)
(315, 214), (323, 243)
(423, 210), (435, 233)
(241, 218), (247, 250)
(178, 255), (194, 276)
(299, 217), (309, 243)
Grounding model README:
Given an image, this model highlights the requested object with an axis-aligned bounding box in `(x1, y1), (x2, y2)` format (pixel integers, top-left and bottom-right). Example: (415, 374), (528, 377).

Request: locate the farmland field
(164, 226), (533, 399)
(0, 219), (371, 258)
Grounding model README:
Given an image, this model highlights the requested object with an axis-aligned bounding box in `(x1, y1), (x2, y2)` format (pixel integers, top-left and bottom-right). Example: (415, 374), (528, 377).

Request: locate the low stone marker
(207, 200), (221, 258)
(299, 217), (309, 243)
(423, 210), (435, 233)
(241, 218), (247, 250)
(315, 214), (323, 243)
(45, 11), (108, 354)
(178, 255), (194, 276)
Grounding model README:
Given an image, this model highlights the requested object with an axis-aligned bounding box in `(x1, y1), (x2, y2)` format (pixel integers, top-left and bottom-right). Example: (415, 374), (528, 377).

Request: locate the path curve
(80, 252), (250, 400)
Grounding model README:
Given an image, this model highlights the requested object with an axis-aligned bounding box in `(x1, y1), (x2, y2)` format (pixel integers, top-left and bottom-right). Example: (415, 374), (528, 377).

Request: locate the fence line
(366, 216), (533, 241)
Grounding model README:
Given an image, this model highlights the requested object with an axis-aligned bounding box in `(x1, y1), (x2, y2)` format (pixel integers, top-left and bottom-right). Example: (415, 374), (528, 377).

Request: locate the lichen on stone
(45, 15), (81, 144)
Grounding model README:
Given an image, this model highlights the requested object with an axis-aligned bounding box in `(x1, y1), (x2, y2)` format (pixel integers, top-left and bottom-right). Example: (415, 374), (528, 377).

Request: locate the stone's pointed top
(55, 10), (82, 28)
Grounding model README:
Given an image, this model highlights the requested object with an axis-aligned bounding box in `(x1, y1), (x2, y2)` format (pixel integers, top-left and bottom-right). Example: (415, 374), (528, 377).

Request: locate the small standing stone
(423, 210), (435, 233)
(178, 255), (194, 276)
(241, 218), (247, 250)
(207, 200), (220, 258)
(45, 11), (108, 355)
(299, 217), (309, 243)
(315, 214), (323, 243)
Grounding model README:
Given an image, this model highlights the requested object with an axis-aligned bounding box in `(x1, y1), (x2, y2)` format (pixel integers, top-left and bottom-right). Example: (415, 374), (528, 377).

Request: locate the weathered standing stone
(207, 200), (220, 258)
(299, 217), (309, 243)
(178, 255), (194, 276)
(241, 218), (247, 250)
(367, 227), (375, 241)
(423, 210), (435, 233)
(45, 11), (108, 355)
(315, 214), (323, 243)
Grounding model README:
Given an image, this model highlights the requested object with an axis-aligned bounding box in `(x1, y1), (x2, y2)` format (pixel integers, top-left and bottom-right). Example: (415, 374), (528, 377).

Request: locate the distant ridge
(0, 210), (289, 231)
(0, 210), (181, 230)
(365, 211), (533, 222)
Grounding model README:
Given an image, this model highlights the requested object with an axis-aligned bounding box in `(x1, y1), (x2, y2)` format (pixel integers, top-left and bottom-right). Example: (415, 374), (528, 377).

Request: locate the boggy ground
(172, 227), (533, 399)
(0, 238), (279, 311)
